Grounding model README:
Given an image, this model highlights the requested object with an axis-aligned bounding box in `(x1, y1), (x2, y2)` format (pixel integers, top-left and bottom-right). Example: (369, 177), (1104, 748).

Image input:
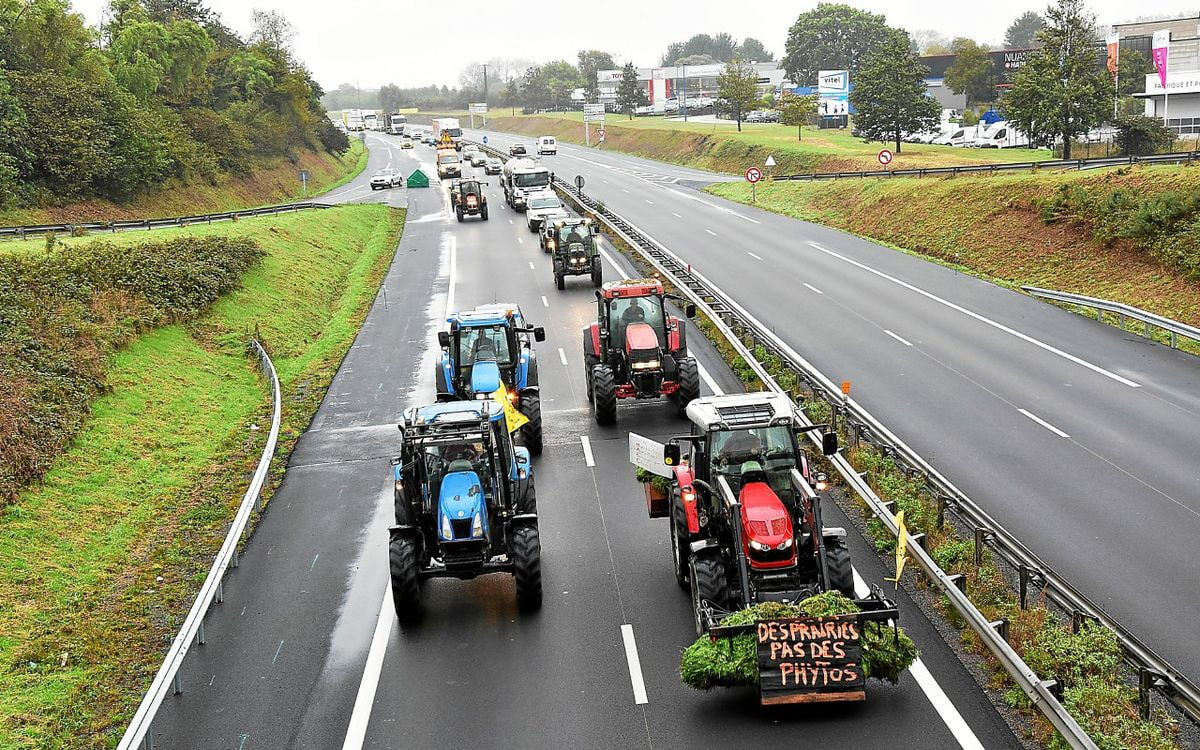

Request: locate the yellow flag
(886, 510), (908, 589)
(492, 385), (529, 434)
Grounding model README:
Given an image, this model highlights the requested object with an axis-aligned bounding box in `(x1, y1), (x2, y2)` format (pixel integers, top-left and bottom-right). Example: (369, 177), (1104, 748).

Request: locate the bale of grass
(679, 591), (917, 690)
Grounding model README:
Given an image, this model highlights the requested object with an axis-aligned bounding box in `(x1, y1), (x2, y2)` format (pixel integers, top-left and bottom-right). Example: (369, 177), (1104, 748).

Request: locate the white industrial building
(1116, 15), (1200, 136)
(597, 62), (786, 113)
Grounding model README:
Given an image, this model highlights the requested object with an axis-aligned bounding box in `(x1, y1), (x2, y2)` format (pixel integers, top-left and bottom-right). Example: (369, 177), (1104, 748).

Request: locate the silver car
(370, 168), (401, 190)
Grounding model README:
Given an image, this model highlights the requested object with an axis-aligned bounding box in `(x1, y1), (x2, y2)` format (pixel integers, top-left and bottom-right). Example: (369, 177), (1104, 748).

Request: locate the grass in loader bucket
(680, 592), (918, 690)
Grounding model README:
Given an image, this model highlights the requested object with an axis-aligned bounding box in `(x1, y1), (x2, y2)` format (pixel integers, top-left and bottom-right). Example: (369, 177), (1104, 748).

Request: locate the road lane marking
(696, 361), (723, 395)
(672, 212), (682, 218)
(580, 436), (595, 467)
(541, 295), (549, 307)
(663, 187), (761, 224)
(885, 330), (913, 346)
(340, 585), (393, 750)
(508, 219), (513, 224)
(518, 237), (524, 244)
(309, 553), (320, 571)
(805, 241), (1140, 388)
(747, 251), (763, 261)
(558, 347), (568, 366)
(445, 235), (457, 317)
(621, 624), (649, 705)
(803, 283), (823, 295)
(272, 640), (285, 664)
(704, 229), (717, 236)
(622, 188), (630, 193)
(645, 199), (654, 205)
(528, 261), (535, 270)
(1018, 408), (1070, 437)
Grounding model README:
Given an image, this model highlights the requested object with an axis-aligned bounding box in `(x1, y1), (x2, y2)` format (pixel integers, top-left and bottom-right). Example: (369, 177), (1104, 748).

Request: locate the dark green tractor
(546, 217), (602, 290)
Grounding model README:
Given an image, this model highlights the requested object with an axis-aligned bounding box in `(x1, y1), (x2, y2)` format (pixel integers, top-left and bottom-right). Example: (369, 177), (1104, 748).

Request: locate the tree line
(0, 0), (346, 210)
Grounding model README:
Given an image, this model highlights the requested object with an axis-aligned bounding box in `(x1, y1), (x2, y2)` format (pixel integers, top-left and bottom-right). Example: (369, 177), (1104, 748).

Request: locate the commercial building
(597, 62), (786, 112)
(1115, 16), (1200, 135)
(918, 48), (1037, 109)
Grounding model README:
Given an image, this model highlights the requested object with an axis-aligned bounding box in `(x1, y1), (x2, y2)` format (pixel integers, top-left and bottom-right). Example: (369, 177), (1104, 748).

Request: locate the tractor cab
(544, 218), (602, 288)
(449, 179), (488, 221)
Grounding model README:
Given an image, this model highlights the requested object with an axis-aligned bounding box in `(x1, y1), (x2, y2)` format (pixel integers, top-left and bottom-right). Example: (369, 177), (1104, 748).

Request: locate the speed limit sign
(745, 167), (763, 183)
(877, 149), (894, 166)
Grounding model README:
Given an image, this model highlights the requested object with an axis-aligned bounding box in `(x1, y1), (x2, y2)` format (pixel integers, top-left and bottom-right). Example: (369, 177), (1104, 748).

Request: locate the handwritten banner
(757, 614), (866, 704)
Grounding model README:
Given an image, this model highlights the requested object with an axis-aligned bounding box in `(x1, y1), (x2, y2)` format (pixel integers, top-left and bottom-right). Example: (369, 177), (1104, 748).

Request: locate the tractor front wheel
(554, 269), (565, 290)
(519, 393), (543, 456)
(592, 364), (617, 425)
(456, 207), (464, 222)
(824, 538), (855, 597)
(690, 553), (728, 635)
(670, 506), (690, 589)
(512, 525), (543, 611)
(676, 357), (700, 416)
(389, 536), (422, 622)
(481, 204), (489, 220)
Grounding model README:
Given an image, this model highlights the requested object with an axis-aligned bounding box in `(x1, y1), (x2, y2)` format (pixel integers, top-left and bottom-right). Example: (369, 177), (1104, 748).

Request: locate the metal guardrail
(118, 340), (282, 750)
(0, 202), (334, 240)
(475, 135), (1200, 732)
(1024, 286), (1200, 350)
(773, 150), (1200, 182)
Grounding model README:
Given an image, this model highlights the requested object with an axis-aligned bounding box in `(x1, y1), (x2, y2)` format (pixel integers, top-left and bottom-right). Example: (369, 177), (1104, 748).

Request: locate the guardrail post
(231, 545), (239, 568)
(198, 621), (205, 646)
(936, 496), (947, 529)
(1170, 331), (1177, 349)
(947, 573), (967, 594)
(974, 527), (990, 567)
(1139, 668), (1166, 720)
(172, 671), (182, 695)
(909, 532), (925, 550)
(1143, 320), (1150, 338)
(1019, 563), (1030, 609)
(989, 618), (1010, 644)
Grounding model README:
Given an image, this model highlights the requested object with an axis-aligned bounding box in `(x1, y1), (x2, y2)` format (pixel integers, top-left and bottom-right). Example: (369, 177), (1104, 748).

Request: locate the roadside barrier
(1024, 286), (1200, 350)
(0, 202), (333, 240)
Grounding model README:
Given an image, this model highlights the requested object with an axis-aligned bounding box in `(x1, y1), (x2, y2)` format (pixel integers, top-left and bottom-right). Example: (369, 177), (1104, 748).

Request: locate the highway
(149, 132), (1018, 748)
(463, 125), (1200, 685)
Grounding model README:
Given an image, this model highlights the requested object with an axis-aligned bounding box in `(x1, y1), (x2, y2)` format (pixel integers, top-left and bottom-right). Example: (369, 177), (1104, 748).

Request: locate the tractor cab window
(423, 438), (494, 502)
(608, 295), (665, 349)
(457, 325), (513, 369)
(459, 182), (481, 196)
(557, 224), (590, 244)
(709, 426), (797, 498)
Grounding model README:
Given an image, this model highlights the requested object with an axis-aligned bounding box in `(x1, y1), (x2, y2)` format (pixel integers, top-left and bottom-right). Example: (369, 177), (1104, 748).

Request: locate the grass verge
(0, 141), (367, 227)
(0, 204), (404, 747)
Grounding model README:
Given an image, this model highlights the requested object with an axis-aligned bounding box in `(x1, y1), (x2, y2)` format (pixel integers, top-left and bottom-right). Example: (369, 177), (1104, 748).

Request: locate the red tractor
(582, 279), (699, 425)
(650, 392), (855, 634)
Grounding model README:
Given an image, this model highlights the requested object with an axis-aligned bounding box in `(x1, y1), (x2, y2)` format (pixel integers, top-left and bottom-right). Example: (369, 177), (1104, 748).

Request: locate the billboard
(817, 70), (849, 117)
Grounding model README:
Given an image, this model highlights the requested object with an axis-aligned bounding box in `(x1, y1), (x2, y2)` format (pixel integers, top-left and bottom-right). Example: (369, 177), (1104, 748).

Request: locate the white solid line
(541, 295), (549, 307)
(672, 212), (683, 218)
(662, 186), (761, 224)
(1018, 408), (1070, 438)
(803, 283), (823, 295)
(747, 251), (763, 261)
(528, 261), (535, 270)
(696, 361), (723, 395)
(339, 586), (393, 750)
(704, 229), (717, 236)
(621, 624), (650, 705)
(851, 571), (984, 750)
(885, 330), (913, 346)
(558, 347), (568, 366)
(445, 236), (457, 317)
(805, 241), (1140, 388)
(580, 436), (595, 467)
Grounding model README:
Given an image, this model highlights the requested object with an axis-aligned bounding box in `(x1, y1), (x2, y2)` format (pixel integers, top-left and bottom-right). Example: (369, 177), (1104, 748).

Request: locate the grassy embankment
(708, 164), (1200, 335)
(0, 140), (368, 227)
(0, 204), (404, 748)
(459, 110), (1053, 173)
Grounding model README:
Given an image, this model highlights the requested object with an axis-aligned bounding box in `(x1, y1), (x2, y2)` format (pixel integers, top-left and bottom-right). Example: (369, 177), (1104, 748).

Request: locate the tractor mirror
(821, 431), (839, 456)
(533, 326), (546, 342)
(663, 443), (682, 467)
(390, 456), (401, 466)
(685, 303), (697, 318)
(437, 331), (450, 348)
(595, 290), (603, 301)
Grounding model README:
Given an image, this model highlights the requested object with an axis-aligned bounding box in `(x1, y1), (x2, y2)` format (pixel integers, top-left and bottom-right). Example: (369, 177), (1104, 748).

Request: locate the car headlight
(441, 514), (453, 540)
(547, 240), (556, 249)
(749, 539), (770, 552)
(471, 512), (483, 538)
(777, 538), (793, 550)
(631, 359), (661, 371)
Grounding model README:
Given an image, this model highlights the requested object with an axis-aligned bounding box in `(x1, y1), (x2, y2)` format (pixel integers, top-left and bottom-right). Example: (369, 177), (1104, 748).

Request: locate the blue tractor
(436, 304), (546, 454)
(389, 400), (542, 619)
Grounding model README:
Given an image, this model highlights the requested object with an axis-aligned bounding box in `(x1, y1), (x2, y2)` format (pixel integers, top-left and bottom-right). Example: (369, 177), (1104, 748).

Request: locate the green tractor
(543, 217), (602, 290)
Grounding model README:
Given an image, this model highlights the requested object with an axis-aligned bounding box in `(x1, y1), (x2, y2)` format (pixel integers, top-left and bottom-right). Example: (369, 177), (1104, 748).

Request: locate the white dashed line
(1018, 408), (1070, 438)
(558, 347), (568, 366)
(803, 283), (823, 295)
(704, 229), (717, 236)
(518, 238), (524, 244)
(645, 199), (654, 205)
(747, 251), (763, 261)
(508, 219), (513, 224)
(621, 624), (649, 705)
(528, 261), (535, 270)
(541, 295), (549, 307)
(672, 212), (683, 218)
(580, 436), (595, 467)
(885, 330), (913, 346)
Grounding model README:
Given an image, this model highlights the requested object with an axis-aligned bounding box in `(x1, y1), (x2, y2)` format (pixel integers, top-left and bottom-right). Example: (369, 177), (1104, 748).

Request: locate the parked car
(370, 168), (402, 190)
(484, 157), (503, 175)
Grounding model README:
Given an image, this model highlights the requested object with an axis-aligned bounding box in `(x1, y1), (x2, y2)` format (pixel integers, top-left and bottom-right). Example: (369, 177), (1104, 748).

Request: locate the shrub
(1020, 620), (1121, 692)
(1115, 115), (1176, 156)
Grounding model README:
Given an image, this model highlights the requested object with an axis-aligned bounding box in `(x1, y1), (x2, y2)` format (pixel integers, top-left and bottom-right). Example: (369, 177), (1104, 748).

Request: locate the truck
(433, 118), (463, 150)
(388, 113), (408, 135)
(342, 109), (364, 132)
(501, 158), (552, 212)
(363, 111), (379, 131)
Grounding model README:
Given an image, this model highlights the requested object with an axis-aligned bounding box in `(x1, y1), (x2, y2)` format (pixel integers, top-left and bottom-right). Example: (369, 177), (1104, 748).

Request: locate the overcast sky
(69, 0), (1197, 89)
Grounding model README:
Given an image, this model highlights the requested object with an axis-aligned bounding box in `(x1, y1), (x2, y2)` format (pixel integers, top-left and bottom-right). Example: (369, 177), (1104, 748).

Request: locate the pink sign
(1152, 30), (1170, 89)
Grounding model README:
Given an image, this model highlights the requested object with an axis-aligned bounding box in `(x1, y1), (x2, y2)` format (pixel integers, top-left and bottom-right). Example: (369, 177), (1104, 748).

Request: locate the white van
(537, 136), (557, 155)
(974, 121), (1032, 149)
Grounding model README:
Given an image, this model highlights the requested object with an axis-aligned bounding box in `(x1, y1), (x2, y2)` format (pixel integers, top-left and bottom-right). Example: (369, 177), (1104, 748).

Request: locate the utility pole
(682, 64), (688, 122)
(482, 64), (489, 127)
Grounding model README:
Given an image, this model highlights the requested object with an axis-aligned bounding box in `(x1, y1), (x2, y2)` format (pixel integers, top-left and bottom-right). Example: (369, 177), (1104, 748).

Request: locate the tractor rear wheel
(389, 536), (422, 621)
(512, 525), (543, 611)
(481, 204), (489, 220)
(519, 393), (543, 456)
(690, 553), (728, 635)
(555, 270), (565, 290)
(591, 258), (603, 287)
(677, 357), (700, 416)
(592, 364), (617, 425)
(824, 538), (855, 596)
(456, 206), (464, 222)
(670, 506), (690, 589)
(583, 354), (598, 402)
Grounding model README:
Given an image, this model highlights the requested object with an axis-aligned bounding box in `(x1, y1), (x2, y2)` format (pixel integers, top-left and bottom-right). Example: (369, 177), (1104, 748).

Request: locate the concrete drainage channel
(468, 137), (1200, 747)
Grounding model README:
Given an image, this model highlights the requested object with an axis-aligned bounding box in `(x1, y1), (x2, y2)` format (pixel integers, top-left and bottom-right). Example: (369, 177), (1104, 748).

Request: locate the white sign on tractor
(628, 433), (674, 478)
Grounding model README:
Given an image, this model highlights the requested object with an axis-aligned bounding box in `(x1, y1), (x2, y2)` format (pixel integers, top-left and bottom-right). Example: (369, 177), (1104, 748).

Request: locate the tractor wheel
(389, 536), (422, 621)
(824, 538), (855, 597)
(456, 207), (464, 222)
(591, 258), (603, 288)
(481, 204), (489, 220)
(519, 393), (543, 456)
(511, 525), (543, 611)
(670, 506), (690, 589)
(690, 553), (728, 635)
(583, 354), (598, 402)
(592, 365), (617, 426)
(677, 357), (700, 416)
(555, 270), (565, 290)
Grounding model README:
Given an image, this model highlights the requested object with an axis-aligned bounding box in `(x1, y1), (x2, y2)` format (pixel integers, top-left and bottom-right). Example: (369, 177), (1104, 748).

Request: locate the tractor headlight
(547, 240), (556, 250)
(777, 538), (793, 550)
(508, 390), (519, 404)
(471, 512), (483, 538)
(631, 358), (661, 371)
(441, 514), (453, 540)
(748, 539), (770, 552)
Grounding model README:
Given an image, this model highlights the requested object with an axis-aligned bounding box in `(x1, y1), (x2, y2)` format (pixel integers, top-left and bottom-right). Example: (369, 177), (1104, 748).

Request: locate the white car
(525, 192), (563, 232)
(370, 168), (402, 190)
(536, 136), (557, 155)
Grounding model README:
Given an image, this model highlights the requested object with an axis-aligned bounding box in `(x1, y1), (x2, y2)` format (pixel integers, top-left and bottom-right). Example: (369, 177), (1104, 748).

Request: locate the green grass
(0, 204), (405, 747)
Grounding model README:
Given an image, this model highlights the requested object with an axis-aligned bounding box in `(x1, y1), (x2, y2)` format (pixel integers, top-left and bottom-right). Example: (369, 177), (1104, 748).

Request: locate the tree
(849, 33), (940, 153)
(1114, 115), (1174, 155)
(1001, 0), (1111, 158)
(945, 38), (993, 106)
(737, 37), (773, 62)
(577, 50), (615, 79)
(616, 61), (646, 119)
(502, 77), (521, 113)
(1004, 11), (1045, 49)
(249, 9), (294, 51)
(782, 4), (901, 84)
(660, 42), (685, 67)
(717, 56), (759, 131)
(542, 60), (580, 109)
(911, 29), (951, 55)
(379, 84), (403, 112)
(521, 65), (548, 110)
(779, 90), (817, 140)
(1117, 49), (1153, 97)
(583, 67), (600, 103)
(675, 54), (716, 66)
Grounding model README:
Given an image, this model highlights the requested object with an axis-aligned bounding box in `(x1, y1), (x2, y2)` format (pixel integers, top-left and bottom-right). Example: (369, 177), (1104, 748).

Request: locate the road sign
(745, 167), (763, 183)
(469, 102), (488, 114)
(584, 102), (605, 114)
(583, 113), (606, 123)
(877, 149), (893, 166)
(482, 136), (488, 144)
(765, 155), (776, 167)
(299, 169), (311, 196)
(598, 128), (606, 139)
(575, 174), (586, 191)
